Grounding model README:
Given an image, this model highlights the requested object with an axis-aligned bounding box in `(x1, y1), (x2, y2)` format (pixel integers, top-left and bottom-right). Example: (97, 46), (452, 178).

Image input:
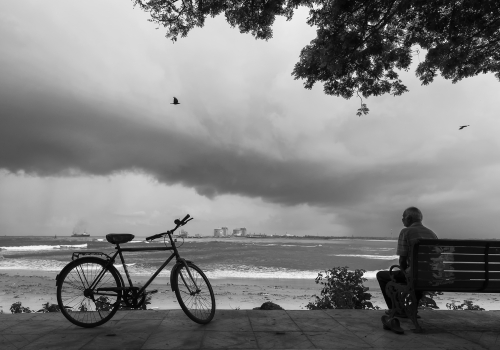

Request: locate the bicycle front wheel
(56, 257), (122, 328)
(173, 262), (215, 324)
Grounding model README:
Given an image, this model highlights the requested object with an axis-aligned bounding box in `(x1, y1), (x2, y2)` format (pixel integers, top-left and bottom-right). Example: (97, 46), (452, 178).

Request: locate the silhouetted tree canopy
(133, 0), (500, 115)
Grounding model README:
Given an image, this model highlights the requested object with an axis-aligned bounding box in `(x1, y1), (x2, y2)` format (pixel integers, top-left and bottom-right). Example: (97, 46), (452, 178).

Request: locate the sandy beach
(1, 269), (498, 313)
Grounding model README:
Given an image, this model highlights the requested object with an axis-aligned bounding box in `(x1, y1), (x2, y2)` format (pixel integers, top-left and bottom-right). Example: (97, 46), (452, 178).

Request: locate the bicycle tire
(57, 257), (122, 328)
(173, 262), (215, 324)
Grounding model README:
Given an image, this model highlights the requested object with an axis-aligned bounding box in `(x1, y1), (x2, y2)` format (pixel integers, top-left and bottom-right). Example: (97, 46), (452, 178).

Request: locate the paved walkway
(1, 309), (499, 349)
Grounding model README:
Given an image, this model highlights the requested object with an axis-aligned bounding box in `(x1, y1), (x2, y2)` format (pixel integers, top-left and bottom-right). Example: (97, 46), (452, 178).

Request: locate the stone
(256, 302), (284, 310)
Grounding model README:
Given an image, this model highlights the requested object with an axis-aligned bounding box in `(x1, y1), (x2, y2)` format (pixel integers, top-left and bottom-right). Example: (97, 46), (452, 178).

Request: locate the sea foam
(332, 254), (398, 260)
(0, 258), (380, 280)
(0, 244), (87, 251)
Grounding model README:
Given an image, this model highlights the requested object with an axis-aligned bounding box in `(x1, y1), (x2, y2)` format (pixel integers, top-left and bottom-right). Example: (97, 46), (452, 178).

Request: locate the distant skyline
(1, 1), (499, 239)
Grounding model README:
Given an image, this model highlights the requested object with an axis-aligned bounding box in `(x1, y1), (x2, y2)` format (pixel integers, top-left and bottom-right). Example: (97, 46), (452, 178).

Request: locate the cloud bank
(1, 0), (499, 238)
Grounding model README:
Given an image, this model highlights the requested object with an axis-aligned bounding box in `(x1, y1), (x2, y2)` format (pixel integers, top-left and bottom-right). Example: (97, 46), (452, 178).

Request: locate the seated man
(376, 207), (438, 314)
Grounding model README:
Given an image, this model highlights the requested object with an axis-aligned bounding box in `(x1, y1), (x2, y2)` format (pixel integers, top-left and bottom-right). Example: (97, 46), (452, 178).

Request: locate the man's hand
(399, 256), (408, 271)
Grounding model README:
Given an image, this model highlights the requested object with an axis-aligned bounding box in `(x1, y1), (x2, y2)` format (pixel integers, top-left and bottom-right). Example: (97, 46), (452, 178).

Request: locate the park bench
(385, 239), (500, 333)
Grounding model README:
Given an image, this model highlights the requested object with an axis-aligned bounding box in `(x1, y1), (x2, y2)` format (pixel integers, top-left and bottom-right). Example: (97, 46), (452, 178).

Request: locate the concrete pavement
(1, 309), (499, 349)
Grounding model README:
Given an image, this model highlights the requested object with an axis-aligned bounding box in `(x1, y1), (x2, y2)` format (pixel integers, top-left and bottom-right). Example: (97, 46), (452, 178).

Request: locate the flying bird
(459, 125), (469, 130)
(171, 97), (180, 105)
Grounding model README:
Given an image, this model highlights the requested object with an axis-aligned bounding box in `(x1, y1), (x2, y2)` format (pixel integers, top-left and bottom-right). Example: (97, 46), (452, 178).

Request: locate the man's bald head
(402, 207), (423, 227)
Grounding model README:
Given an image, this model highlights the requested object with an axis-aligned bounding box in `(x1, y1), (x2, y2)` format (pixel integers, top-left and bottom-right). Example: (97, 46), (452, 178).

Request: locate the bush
(95, 293), (152, 311)
(306, 266), (379, 310)
(446, 300), (485, 311)
(39, 302), (60, 313)
(10, 302), (32, 314)
(418, 291), (443, 309)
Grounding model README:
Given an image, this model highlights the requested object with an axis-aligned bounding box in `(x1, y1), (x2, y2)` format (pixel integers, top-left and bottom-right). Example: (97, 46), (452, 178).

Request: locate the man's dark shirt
(396, 222), (437, 271)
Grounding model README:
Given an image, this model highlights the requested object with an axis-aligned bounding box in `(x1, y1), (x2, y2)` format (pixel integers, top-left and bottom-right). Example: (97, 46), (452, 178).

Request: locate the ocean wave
(0, 258), (68, 271)
(0, 244), (87, 251)
(0, 258), (380, 280)
(331, 254), (398, 260)
(366, 240), (398, 242)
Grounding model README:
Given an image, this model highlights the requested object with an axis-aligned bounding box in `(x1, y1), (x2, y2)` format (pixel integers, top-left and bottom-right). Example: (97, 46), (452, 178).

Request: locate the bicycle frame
(92, 232), (200, 297)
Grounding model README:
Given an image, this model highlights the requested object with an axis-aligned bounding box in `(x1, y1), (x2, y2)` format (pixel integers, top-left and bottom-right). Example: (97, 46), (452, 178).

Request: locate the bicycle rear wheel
(57, 257), (122, 328)
(173, 262), (215, 324)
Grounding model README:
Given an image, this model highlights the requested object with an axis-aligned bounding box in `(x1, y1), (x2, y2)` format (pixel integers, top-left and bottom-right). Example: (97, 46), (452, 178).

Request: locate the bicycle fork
(178, 259), (200, 295)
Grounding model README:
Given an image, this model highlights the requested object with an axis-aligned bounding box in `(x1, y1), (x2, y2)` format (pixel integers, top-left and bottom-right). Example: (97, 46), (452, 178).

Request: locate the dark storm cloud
(0, 86), (369, 207)
(1, 81), (493, 220)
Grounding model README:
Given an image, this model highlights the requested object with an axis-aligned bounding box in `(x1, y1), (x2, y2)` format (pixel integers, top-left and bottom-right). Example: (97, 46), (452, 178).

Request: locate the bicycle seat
(106, 233), (135, 244)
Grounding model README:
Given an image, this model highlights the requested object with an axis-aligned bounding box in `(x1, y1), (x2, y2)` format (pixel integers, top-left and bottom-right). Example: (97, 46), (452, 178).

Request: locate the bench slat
(418, 246), (500, 254)
(417, 239), (500, 248)
(415, 279), (500, 292)
(417, 262), (500, 272)
(415, 254), (500, 263)
(417, 270), (500, 280)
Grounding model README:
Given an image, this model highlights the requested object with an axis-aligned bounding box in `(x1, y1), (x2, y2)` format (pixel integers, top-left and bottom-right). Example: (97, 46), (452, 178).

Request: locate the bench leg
(385, 282), (423, 333)
(403, 292), (423, 333)
(386, 282), (407, 318)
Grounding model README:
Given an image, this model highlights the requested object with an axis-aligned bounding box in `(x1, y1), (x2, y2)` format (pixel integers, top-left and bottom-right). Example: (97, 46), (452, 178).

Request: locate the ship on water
(71, 231), (90, 237)
(72, 221), (90, 237)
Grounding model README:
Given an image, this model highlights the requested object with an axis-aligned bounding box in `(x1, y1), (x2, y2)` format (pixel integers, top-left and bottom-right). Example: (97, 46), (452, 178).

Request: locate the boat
(71, 231), (90, 237)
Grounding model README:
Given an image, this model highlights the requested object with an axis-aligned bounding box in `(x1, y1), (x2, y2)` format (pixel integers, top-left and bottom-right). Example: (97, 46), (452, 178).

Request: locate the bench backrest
(410, 239), (500, 292)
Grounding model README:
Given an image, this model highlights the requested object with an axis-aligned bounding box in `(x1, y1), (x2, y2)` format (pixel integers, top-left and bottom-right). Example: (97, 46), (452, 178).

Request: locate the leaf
(356, 103), (369, 117)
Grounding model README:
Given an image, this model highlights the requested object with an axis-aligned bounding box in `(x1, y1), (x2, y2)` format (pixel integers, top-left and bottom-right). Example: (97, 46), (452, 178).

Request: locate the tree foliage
(133, 0), (500, 114)
(306, 266), (379, 310)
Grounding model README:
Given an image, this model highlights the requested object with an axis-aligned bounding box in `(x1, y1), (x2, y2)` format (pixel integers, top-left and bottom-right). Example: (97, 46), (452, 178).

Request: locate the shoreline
(0, 269), (498, 313)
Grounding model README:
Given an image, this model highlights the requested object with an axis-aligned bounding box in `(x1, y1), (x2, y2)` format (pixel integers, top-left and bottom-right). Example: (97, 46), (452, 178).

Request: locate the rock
(256, 301), (284, 310)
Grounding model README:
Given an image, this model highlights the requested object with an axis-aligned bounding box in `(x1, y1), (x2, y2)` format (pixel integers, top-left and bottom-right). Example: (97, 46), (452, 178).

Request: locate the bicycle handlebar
(145, 214), (193, 241)
(145, 232), (168, 241)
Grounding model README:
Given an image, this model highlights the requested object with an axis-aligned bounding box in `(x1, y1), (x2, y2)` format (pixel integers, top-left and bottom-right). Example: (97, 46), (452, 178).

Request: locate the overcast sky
(1, 0), (499, 238)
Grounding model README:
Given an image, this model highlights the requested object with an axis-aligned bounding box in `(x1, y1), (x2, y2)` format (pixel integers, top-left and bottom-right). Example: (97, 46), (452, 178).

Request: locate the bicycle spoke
(175, 264), (215, 324)
(57, 259), (121, 328)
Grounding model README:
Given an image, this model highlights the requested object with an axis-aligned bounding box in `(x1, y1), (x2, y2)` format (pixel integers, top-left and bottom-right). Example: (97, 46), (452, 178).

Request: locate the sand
(0, 269), (498, 313)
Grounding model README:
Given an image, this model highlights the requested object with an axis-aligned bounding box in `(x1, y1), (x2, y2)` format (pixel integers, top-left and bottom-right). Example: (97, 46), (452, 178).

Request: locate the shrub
(419, 291), (443, 309)
(10, 302), (32, 314)
(39, 302), (60, 313)
(306, 266), (379, 310)
(94, 293), (152, 311)
(446, 300), (485, 311)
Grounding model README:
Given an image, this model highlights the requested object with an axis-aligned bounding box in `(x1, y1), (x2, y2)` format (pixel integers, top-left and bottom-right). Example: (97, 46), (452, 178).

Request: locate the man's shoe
(381, 315), (404, 335)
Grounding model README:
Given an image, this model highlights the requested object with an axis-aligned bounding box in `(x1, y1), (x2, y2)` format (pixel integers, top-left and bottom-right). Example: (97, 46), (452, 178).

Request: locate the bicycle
(56, 214), (216, 328)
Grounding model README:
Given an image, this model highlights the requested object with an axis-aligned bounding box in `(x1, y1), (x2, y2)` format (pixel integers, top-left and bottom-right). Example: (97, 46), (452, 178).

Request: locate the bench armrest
(389, 265), (407, 283)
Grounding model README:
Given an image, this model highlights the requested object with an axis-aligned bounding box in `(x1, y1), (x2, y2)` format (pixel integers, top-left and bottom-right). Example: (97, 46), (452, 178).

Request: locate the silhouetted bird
(171, 97), (180, 105)
(459, 125), (469, 130)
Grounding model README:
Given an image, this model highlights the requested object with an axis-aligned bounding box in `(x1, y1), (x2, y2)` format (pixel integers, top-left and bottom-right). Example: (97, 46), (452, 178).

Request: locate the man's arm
(399, 255), (408, 271)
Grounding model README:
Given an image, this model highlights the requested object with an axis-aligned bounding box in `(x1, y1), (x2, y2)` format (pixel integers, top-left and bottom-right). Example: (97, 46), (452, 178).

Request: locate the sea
(0, 235), (398, 281)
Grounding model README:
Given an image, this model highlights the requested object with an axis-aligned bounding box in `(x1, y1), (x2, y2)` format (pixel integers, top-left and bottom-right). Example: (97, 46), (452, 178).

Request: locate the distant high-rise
(214, 228), (223, 237)
(232, 228), (247, 236)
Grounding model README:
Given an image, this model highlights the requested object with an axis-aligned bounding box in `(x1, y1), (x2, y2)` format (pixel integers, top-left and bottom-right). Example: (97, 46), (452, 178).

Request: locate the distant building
(179, 229), (189, 238)
(214, 228), (223, 237)
(214, 227), (230, 237)
(232, 228), (247, 236)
